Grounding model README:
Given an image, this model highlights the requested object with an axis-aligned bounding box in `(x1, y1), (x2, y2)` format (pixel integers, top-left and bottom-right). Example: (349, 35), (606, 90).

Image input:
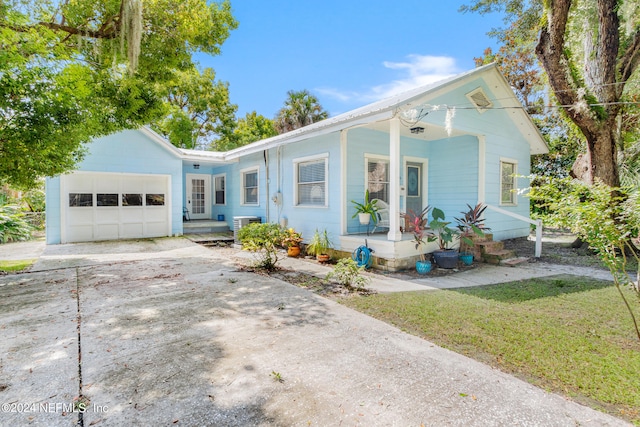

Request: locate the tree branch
(37, 21), (118, 39)
(535, 0), (597, 139)
(618, 28), (640, 87)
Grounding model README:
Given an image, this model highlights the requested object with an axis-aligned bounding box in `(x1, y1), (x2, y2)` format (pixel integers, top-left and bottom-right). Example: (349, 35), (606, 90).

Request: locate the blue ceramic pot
(459, 252), (474, 266)
(416, 260), (432, 274)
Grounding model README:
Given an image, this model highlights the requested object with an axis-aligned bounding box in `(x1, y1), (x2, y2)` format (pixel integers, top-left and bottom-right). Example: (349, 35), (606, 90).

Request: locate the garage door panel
(67, 208), (94, 225)
(95, 208), (119, 222)
(121, 224), (144, 238)
(95, 224), (119, 240)
(121, 208), (144, 222)
(145, 208), (167, 222)
(145, 222), (168, 236)
(62, 173), (170, 243)
(66, 226), (94, 242)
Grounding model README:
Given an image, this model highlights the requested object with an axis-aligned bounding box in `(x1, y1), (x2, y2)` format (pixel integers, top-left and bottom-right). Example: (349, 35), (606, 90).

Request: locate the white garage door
(61, 172), (171, 243)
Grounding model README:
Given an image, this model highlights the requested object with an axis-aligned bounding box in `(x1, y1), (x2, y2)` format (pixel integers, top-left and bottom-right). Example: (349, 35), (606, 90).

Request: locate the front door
(405, 163), (423, 216)
(186, 174), (211, 220)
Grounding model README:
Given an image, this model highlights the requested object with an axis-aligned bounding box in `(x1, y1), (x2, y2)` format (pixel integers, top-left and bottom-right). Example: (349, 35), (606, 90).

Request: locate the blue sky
(200, 1), (505, 119)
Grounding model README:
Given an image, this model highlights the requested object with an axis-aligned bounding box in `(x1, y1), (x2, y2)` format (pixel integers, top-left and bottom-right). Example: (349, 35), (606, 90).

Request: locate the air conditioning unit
(233, 216), (261, 242)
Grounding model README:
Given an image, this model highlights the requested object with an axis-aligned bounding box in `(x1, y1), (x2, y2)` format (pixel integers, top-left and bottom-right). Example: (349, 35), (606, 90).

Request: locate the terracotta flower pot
(287, 246), (301, 257)
(316, 254), (330, 263)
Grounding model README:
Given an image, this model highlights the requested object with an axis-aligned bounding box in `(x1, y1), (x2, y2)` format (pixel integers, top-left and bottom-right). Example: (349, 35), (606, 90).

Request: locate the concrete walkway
(0, 238), (629, 426)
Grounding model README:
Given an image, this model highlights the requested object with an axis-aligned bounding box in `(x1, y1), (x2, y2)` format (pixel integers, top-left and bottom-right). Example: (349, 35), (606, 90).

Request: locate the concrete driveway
(0, 238), (630, 426)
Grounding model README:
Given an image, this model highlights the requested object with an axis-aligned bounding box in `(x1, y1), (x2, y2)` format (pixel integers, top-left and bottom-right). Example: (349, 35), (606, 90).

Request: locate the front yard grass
(0, 259), (36, 272)
(341, 274), (640, 424)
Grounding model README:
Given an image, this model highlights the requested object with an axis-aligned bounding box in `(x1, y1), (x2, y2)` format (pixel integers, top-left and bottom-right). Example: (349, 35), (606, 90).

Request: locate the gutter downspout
(264, 150), (269, 223)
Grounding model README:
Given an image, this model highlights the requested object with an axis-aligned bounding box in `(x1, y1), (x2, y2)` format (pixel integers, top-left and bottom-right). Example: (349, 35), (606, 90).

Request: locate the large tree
(462, 0), (640, 187)
(152, 67), (237, 150)
(274, 90), (329, 134)
(0, 0), (236, 188)
(211, 111), (277, 151)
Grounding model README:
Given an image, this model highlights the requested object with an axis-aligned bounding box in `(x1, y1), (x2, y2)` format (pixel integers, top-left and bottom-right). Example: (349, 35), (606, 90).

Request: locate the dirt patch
(501, 231), (608, 269)
(245, 266), (377, 298)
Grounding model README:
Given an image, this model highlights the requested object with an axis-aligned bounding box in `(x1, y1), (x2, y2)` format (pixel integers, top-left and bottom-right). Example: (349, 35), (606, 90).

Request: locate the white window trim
(499, 157), (518, 206)
(365, 154), (390, 203)
(293, 153), (329, 208)
(240, 166), (259, 206)
(213, 173), (226, 206)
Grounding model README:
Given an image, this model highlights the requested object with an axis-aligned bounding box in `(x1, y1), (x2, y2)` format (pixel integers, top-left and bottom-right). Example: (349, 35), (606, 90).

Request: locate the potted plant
(351, 189), (378, 225)
(403, 206), (435, 274)
(306, 229), (332, 262)
(430, 207), (460, 269)
(282, 228), (303, 257)
(455, 203), (491, 263)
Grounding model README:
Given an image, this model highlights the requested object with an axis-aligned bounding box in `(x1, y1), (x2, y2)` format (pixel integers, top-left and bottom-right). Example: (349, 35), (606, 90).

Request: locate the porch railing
(485, 204), (542, 258)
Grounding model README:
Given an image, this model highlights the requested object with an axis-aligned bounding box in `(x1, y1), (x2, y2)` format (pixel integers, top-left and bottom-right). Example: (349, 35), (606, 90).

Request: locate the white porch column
(387, 117), (402, 241)
(477, 135), (486, 203)
(340, 130), (348, 236)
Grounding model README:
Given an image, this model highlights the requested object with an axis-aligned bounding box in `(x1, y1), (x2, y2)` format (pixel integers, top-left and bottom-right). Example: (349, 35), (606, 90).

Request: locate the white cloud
(317, 54), (460, 107)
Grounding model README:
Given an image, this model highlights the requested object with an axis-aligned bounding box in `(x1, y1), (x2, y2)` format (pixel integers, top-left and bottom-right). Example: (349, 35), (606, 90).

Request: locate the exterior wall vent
(466, 88), (493, 113)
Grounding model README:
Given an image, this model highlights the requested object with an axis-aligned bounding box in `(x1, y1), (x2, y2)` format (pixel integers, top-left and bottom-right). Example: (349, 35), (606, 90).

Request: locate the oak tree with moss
(462, 0), (640, 187)
(0, 0), (237, 188)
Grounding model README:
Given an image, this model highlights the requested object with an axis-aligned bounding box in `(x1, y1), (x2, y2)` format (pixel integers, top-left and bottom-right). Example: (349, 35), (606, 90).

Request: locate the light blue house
(46, 64), (547, 268)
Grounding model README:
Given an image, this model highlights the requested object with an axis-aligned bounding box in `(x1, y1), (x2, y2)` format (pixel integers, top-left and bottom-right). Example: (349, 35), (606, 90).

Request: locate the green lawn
(0, 259), (36, 272)
(341, 274), (640, 424)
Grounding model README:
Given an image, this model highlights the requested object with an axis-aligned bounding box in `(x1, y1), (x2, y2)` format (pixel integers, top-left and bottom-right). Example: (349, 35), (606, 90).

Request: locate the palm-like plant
(274, 90), (329, 134)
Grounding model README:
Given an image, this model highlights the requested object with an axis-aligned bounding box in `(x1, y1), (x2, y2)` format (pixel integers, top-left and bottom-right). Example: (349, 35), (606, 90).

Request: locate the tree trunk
(583, 125), (621, 187)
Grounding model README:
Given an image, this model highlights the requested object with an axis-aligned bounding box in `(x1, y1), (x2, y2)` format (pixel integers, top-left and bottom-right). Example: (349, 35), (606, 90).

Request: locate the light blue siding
(423, 78), (533, 239)
(426, 135), (479, 220)
(45, 177), (61, 244)
(263, 133), (342, 245)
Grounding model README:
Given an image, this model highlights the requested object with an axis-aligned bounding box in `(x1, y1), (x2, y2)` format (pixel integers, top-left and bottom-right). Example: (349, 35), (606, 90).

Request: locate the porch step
(183, 220), (229, 234)
(500, 256), (530, 267)
(483, 249), (517, 265)
(476, 240), (505, 254)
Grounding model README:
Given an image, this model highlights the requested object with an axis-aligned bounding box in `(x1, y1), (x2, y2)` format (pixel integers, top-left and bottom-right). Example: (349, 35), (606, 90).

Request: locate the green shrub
(237, 222), (285, 270)
(326, 258), (369, 289)
(0, 205), (34, 243)
(528, 177), (640, 341)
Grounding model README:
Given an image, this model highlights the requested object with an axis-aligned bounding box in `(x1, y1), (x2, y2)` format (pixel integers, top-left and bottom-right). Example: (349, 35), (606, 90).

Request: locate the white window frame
(365, 154), (390, 204)
(293, 153), (329, 208)
(240, 166), (259, 206)
(213, 173), (226, 206)
(499, 158), (518, 206)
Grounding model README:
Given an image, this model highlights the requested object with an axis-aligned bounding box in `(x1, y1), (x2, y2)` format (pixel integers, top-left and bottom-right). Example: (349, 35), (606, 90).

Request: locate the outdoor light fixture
(410, 126), (425, 134)
(194, 164), (200, 169)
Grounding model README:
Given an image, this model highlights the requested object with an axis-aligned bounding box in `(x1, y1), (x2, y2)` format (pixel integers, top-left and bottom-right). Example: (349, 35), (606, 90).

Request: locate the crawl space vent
(466, 88), (493, 113)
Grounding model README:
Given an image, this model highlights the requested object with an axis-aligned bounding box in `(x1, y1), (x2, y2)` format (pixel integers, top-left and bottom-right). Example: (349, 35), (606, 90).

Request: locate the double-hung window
(241, 168), (259, 205)
(500, 159), (517, 205)
(366, 157), (389, 203)
(295, 155), (327, 206)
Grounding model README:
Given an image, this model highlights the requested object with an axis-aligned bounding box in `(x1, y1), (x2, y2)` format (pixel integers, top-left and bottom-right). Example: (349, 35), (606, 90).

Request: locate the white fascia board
(180, 150), (227, 164)
(138, 126), (185, 158)
(487, 70), (549, 155)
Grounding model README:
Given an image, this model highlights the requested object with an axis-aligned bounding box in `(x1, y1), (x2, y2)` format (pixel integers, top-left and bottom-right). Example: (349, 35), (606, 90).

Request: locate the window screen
(297, 159), (326, 206)
(243, 171), (258, 205)
(500, 161), (516, 204)
(215, 176), (225, 205)
(367, 159), (389, 203)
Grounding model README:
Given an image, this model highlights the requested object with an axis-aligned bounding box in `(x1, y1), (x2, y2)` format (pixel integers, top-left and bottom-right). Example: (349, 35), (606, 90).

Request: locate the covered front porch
(339, 231), (442, 271)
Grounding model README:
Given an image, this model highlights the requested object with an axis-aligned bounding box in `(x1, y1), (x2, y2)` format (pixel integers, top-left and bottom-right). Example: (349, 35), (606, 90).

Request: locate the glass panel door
(406, 163), (422, 216)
